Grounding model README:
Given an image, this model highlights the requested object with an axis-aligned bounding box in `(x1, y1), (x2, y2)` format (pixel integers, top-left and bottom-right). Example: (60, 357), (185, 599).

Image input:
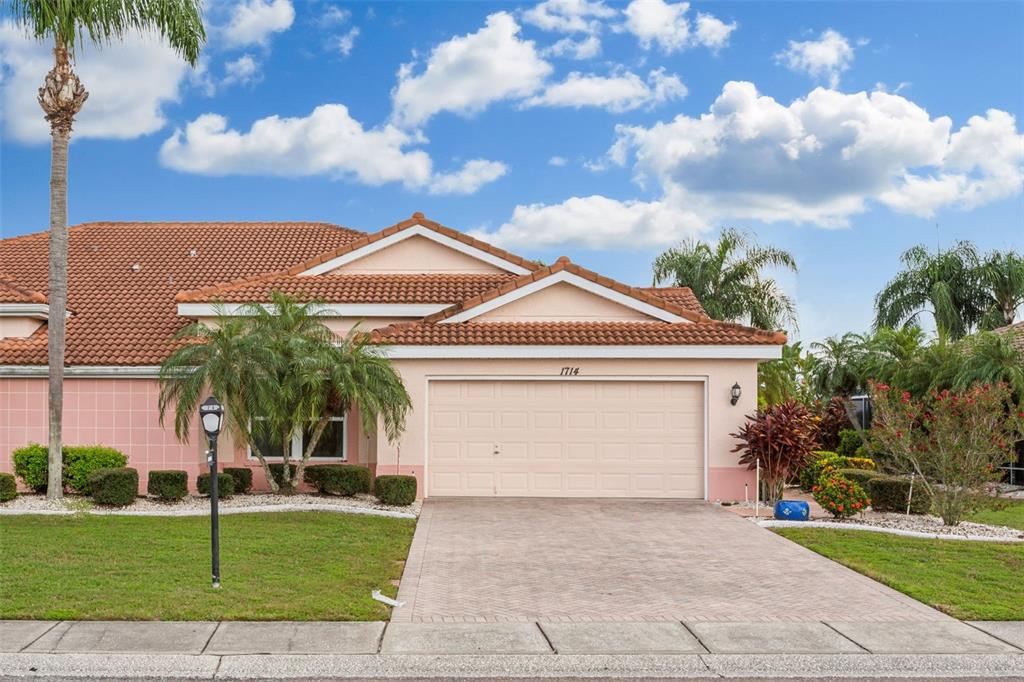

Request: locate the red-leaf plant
(870, 381), (1024, 526)
(731, 399), (819, 504)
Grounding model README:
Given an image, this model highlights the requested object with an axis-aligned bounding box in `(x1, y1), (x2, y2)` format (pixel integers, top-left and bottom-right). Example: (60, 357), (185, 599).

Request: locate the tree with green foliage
(758, 342), (820, 407)
(652, 228), (798, 331)
(4, 0), (205, 500)
(977, 251), (1024, 330)
(158, 293), (411, 493)
(810, 332), (867, 398)
(874, 242), (987, 341)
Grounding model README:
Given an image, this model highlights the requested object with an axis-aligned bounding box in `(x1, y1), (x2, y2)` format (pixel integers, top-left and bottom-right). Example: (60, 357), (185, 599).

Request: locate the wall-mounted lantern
(730, 382), (742, 406)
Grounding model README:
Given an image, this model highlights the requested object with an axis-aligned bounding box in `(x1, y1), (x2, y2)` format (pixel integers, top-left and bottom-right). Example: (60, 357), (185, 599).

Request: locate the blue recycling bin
(774, 499), (810, 521)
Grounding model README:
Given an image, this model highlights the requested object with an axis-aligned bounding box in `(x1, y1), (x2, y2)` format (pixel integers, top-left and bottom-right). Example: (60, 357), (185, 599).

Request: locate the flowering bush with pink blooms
(870, 381), (1024, 526)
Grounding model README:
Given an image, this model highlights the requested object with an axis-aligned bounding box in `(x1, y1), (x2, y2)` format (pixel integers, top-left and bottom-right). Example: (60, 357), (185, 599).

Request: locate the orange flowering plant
(870, 381), (1024, 526)
(812, 473), (870, 519)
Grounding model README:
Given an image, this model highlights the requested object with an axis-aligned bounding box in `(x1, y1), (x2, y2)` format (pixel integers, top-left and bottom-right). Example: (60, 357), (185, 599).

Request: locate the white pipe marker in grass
(372, 590), (405, 608)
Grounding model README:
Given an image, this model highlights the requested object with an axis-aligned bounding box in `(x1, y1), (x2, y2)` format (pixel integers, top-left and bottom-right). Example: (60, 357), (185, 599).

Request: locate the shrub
(12, 443), (48, 492)
(845, 456), (876, 471)
(267, 463), (298, 489)
(147, 470), (188, 501)
(815, 397), (851, 451)
(867, 476), (933, 515)
(197, 472), (235, 498)
(836, 467), (881, 489)
(812, 473), (870, 519)
(223, 467), (253, 494)
(304, 464), (371, 496)
(799, 451), (846, 492)
(871, 382), (1024, 525)
(0, 472), (17, 502)
(836, 429), (865, 458)
(11, 443), (128, 494)
(88, 467), (138, 506)
(64, 446), (128, 493)
(731, 400), (819, 503)
(374, 475), (416, 506)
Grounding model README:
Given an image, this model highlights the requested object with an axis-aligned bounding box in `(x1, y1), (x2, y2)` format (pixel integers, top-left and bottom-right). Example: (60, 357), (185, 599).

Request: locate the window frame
(247, 415), (347, 462)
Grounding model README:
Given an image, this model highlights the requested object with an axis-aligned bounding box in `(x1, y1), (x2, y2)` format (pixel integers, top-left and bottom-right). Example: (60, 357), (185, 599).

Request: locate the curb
(758, 518), (1024, 542)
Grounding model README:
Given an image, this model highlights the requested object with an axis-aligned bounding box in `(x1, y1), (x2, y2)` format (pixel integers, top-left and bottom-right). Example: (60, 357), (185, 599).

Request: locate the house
(0, 213), (784, 499)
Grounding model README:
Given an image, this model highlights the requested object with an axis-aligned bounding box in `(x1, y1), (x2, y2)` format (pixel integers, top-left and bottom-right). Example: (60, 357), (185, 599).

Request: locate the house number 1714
(559, 367), (580, 376)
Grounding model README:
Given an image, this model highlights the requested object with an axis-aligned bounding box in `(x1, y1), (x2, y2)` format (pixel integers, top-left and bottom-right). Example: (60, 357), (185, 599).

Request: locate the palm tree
(955, 331), (1024, 402)
(652, 228), (798, 331)
(874, 242), (986, 341)
(6, 0), (205, 500)
(159, 293), (412, 493)
(757, 342), (820, 407)
(977, 251), (1024, 330)
(810, 332), (867, 398)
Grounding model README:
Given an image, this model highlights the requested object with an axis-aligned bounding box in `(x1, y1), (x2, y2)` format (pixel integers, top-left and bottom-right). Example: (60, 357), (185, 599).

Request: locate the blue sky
(1, 0), (1022, 341)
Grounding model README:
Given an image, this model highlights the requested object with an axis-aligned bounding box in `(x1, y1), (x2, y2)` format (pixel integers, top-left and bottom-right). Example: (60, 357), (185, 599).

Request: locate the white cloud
(776, 29), (856, 88)
(543, 35), (601, 59)
(318, 5), (351, 27)
(548, 155), (568, 166)
(223, 0), (295, 49)
(333, 27), (360, 57)
(620, 0), (736, 54)
(390, 12), (552, 128)
(222, 54), (262, 86)
(0, 23), (192, 144)
(471, 195), (706, 250)
(158, 104), (506, 195)
(523, 68), (685, 112)
(611, 81), (1023, 226)
(523, 0), (615, 34)
(427, 159), (508, 195)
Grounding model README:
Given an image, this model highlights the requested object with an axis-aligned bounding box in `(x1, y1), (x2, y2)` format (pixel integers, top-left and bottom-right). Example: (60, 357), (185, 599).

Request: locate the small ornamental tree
(731, 399), (819, 503)
(870, 381), (1024, 525)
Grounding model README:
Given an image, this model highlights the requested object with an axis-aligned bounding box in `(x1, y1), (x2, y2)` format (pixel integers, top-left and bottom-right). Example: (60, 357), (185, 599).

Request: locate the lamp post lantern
(200, 396), (224, 588)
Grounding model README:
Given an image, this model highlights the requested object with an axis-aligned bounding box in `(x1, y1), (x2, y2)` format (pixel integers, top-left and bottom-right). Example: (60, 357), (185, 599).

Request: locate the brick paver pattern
(393, 499), (951, 623)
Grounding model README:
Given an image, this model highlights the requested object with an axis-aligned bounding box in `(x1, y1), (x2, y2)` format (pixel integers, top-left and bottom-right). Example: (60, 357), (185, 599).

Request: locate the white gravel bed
(0, 492), (419, 519)
(759, 511), (1024, 542)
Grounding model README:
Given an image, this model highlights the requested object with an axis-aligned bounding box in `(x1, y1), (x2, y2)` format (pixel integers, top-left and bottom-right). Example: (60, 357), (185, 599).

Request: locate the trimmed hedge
(868, 476), (932, 515)
(0, 472), (17, 502)
(64, 446), (128, 492)
(11, 442), (128, 493)
(197, 472), (235, 498)
(835, 468), (882, 489)
(836, 430), (863, 458)
(147, 470), (188, 501)
(304, 464), (371, 496)
(223, 467), (253, 494)
(88, 467), (138, 506)
(374, 475), (417, 506)
(12, 444), (48, 492)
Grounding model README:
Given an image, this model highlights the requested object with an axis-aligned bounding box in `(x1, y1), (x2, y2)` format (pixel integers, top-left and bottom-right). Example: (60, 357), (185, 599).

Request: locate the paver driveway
(393, 498), (950, 623)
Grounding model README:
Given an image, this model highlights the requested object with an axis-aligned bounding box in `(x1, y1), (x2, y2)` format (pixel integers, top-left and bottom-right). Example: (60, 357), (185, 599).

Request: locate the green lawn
(775, 528), (1024, 620)
(0, 512), (415, 621)
(965, 498), (1024, 531)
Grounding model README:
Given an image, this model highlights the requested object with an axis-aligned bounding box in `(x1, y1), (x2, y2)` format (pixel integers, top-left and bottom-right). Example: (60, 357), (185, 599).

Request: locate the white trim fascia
(177, 302), (448, 318)
(0, 365), (162, 377)
(382, 345), (783, 359)
(298, 225), (532, 276)
(423, 375), (710, 501)
(0, 303), (49, 319)
(440, 270), (686, 324)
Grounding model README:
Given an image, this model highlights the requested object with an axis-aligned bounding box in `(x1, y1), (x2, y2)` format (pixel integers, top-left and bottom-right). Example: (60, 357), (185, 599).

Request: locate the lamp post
(200, 396), (224, 588)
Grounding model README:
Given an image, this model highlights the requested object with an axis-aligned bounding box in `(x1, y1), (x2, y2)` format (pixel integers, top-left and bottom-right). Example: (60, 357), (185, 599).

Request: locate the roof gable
(475, 280), (661, 323)
(294, 213), (537, 277)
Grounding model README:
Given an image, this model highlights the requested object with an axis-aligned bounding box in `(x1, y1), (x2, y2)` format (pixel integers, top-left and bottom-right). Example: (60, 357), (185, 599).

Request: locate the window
(248, 415), (347, 461)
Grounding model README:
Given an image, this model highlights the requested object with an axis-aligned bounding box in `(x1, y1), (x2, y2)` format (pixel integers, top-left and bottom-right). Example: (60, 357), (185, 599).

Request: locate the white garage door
(427, 379), (704, 498)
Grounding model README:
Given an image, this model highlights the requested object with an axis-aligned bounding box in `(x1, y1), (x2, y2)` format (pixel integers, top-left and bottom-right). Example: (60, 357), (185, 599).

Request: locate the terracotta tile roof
(639, 287), (706, 316)
(994, 320), (1024, 353)
(372, 320), (787, 346)
(175, 273), (519, 304)
(0, 276), (47, 304)
(418, 256), (710, 325)
(274, 212), (542, 276)
(0, 222), (363, 365)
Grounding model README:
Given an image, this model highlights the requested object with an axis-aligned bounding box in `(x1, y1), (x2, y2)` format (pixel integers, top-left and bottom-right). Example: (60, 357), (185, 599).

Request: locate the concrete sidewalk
(1, 619), (1022, 679)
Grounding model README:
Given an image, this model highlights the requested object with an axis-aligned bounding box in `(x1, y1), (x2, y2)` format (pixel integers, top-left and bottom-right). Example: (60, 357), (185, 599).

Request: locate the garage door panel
(428, 380), (704, 498)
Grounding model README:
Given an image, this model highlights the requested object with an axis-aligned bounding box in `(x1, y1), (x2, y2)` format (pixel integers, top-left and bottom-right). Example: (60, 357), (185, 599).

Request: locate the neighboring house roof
(175, 273), (520, 304)
(0, 222), (363, 365)
(419, 256), (709, 325)
(639, 287), (706, 317)
(994, 320), (1024, 353)
(372, 320), (786, 346)
(0, 276), (46, 304)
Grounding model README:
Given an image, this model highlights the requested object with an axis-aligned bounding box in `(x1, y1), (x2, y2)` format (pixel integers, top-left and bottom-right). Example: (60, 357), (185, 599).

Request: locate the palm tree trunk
(46, 126), (69, 500)
(294, 416), (330, 487)
(247, 442), (280, 493)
